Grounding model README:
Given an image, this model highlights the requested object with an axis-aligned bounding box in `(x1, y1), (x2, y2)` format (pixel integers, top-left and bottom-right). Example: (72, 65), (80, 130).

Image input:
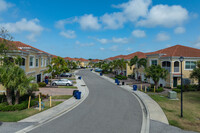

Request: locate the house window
(36, 58), (39, 67)
(29, 56), (34, 67)
(151, 60), (157, 66)
(41, 58), (43, 67)
(185, 61), (196, 69)
(45, 59), (47, 67)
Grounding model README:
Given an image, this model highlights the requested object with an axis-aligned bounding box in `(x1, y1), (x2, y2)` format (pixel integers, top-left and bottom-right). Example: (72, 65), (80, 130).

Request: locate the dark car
(60, 73), (72, 77)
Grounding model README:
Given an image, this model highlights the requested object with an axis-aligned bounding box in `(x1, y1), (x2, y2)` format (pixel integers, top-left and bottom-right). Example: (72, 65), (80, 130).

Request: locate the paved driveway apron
(29, 70), (142, 133)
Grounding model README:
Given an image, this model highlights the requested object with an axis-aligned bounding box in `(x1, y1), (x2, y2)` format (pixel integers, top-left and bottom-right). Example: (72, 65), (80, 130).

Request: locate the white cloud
(96, 38), (108, 44)
(112, 37), (129, 43)
(60, 30), (76, 39)
(113, 0), (151, 22)
(55, 17), (78, 29)
(156, 32), (170, 41)
(132, 29), (146, 38)
(174, 27), (185, 34)
(126, 47), (132, 52)
(0, 0), (13, 12)
(79, 14), (101, 30)
(75, 41), (94, 47)
(100, 47), (105, 50)
(101, 12), (126, 29)
(137, 5), (189, 27)
(110, 45), (118, 51)
(1, 18), (43, 42)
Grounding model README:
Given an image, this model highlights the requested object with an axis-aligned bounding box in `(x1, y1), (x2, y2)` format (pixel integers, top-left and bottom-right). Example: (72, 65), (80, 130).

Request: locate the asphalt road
(29, 70), (143, 133)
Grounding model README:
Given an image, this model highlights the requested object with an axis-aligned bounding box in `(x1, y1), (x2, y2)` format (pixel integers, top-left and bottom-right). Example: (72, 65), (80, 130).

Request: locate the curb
(16, 70), (89, 133)
(92, 71), (150, 133)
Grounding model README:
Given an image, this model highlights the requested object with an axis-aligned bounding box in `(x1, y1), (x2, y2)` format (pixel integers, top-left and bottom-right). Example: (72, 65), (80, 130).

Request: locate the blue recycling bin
(90, 69), (93, 71)
(78, 76), (82, 80)
(133, 85), (137, 91)
(117, 81), (120, 85)
(100, 72), (103, 76)
(73, 90), (79, 97)
(115, 79), (118, 83)
(45, 79), (48, 84)
(76, 92), (81, 99)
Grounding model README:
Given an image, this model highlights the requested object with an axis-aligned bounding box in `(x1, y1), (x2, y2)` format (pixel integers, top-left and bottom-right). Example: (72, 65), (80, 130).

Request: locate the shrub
(156, 87), (164, 92)
(172, 88), (181, 93)
(115, 75), (127, 80)
(38, 82), (46, 87)
(0, 100), (37, 111)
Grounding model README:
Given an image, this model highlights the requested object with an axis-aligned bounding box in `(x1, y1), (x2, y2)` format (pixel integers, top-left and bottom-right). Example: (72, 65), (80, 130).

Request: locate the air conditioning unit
(168, 91), (177, 99)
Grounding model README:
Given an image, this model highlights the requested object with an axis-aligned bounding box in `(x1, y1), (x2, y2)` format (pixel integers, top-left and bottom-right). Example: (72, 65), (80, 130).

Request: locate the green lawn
(149, 92), (200, 132)
(52, 95), (72, 99)
(0, 101), (62, 122)
(58, 86), (77, 89)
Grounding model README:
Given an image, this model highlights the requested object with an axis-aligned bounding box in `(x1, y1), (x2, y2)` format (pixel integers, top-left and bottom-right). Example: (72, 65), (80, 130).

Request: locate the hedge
(38, 82), (46, 87)
(115, 75), (127, 80)
(0, 100), (37, 111)
(172, 89), (181, 93)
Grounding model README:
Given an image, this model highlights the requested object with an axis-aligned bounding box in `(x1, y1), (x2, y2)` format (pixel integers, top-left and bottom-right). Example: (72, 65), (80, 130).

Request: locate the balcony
(174, 67), (179, 72)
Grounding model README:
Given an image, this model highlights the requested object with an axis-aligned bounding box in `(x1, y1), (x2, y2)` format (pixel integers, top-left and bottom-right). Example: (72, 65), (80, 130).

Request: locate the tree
(129, 56), (147, 80)
(145, 65), (168, 89)
(0, 65), (34, 105)
(113, 59), (127, 75)
(51, 57), (69, 79)
(190, 61), (200, 89)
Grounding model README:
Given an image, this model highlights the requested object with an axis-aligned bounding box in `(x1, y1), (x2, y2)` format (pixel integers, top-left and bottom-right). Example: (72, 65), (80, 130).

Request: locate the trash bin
(90, 69), (93, 71)
(115, 79), (118, 83)
(133, 85), (137, 91)
(73, 90), (79, 97)
(78, 76), (82, 80)
(100, 73), (103, 76)
(76, 92), (81, 99)
(122, 82), (125, 85)
(45, 79), (48, 84)
(117, 81), (120, 85)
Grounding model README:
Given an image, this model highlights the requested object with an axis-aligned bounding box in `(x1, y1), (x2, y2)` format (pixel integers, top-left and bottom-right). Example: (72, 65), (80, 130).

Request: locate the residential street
(29, 70), (143, 133)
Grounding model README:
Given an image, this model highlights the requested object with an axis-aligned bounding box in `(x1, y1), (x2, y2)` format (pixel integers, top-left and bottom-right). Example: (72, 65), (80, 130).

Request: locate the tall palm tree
(129, 56), (147, 80)
(112, 59), (127, 75)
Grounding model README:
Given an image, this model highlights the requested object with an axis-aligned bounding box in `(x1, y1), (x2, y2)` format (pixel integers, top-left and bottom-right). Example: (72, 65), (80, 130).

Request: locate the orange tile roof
(64, 57), (89, 62)
(146, 45), (200, 57)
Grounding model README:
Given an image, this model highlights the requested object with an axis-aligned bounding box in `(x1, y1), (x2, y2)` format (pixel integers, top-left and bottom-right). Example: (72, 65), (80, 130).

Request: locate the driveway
(29, 70), (143, 133)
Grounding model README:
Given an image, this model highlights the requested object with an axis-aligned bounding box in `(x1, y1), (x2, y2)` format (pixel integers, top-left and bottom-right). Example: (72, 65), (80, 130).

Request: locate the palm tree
(190, 61), (200, 90)
(145, 65), (168, 89)
(113, 59), (127, 75)
(0, 65), (34, 105)
(129, 56), (147, 80)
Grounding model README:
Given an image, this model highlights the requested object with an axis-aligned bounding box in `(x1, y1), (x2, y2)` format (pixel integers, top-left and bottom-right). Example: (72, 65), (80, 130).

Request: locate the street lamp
(179, 56), (184, 117)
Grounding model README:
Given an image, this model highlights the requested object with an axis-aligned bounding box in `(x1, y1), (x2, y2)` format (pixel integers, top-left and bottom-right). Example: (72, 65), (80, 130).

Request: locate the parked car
(95, 68), (102, 72)
(51, 79), (73, 86)
(60, 73), (72, 77)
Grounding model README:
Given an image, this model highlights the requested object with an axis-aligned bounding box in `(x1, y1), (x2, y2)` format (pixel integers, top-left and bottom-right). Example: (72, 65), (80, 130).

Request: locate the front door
(37, 74), (41, 83)
(173, 77), (178, 87)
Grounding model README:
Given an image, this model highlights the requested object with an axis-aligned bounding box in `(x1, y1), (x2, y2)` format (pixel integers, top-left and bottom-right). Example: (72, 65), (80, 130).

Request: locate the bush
(156, 87), (164, 92)
(0, 100), (37, 111)
(115, 75), (127, 80)
(38, 82), (46, 87)
(176, 84), (199, 92)
(172, 88), (181, 93)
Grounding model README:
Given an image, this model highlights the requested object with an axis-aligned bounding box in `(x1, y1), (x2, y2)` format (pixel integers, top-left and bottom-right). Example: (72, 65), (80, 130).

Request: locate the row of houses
(105, 45), (200, 88)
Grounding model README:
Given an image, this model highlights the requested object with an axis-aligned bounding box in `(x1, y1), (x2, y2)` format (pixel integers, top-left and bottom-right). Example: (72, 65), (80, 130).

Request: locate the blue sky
(0, 0), (200, 59)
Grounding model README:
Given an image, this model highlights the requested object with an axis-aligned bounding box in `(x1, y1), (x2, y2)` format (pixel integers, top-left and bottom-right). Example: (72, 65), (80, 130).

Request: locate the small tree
(190, 61), (200, 90)
(0, 65), (34, 105)
(145, 65), (168, 89)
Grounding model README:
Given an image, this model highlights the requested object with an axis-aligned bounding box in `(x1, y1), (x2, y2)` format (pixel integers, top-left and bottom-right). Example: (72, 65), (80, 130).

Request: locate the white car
(51, 79), (73, 86)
